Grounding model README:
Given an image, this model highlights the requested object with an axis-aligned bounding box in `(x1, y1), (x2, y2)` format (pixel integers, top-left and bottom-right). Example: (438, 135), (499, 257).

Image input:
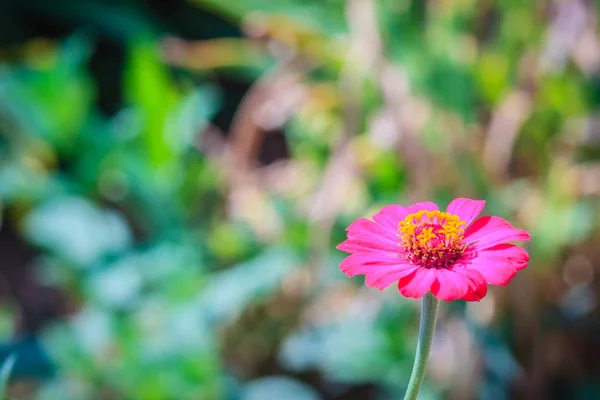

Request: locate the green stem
(404, 292), (440, 400)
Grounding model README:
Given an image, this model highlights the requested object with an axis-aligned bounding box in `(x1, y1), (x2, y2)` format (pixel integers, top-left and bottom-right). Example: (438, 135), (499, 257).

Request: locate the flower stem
(404, 292), (440, 400)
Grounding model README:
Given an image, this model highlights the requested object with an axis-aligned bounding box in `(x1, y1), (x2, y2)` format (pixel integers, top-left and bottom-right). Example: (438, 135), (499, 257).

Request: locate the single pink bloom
(337, 198), (530, 301)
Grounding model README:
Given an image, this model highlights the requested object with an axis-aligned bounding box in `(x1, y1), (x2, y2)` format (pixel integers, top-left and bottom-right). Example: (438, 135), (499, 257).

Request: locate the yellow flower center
(398, 210), (466, 269)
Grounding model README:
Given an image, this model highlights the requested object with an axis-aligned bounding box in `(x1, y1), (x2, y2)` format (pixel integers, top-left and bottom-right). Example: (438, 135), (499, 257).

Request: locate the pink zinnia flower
(337, 198), (530, 301)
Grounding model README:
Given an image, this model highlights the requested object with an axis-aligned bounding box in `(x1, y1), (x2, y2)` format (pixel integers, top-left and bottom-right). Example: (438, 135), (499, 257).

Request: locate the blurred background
(0, 0), (599, 399)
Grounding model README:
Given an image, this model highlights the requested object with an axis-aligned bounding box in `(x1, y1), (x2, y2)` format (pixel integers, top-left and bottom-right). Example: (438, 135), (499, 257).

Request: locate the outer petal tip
(465, 216), (531, 249)
(446, 197), (486, 227)
(397, 268), (437, 299)
(458, 244), (528, 286)
(462, 284), (488, 302)
(430, 269), (469, 301)
(457, 268), (488, 301)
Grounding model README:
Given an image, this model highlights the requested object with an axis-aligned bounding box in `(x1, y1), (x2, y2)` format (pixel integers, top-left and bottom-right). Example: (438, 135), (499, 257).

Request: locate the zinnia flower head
(337, 198), (530, 301)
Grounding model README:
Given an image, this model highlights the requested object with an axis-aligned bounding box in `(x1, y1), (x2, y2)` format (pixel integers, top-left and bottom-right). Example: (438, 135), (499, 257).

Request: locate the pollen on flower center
(398, 210), (467, 269)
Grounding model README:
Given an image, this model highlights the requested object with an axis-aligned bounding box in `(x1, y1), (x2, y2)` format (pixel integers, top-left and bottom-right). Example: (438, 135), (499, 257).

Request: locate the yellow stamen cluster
(398, 210), (466, 269)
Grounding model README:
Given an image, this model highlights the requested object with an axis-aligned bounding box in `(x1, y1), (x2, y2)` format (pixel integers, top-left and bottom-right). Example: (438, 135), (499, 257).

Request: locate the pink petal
(372, 205), (410, 231)
(340, 253), (418, 290)
(397, 267), (437, 298)
(365, 264), (420, 289)
(337, 238), (402, 255)
(459, 268), (488, 301)
(341, 253), (401, 276)
(446, 198), (485, 227)
(405, 201), (439, 215)
(464, 216), (530, 250)
(340, 218), (400, 253)
(373, 201), (438, 234)
(459, 244), (529, 285)
(430, 268), (469, 301)
(372, 202), (439, 229)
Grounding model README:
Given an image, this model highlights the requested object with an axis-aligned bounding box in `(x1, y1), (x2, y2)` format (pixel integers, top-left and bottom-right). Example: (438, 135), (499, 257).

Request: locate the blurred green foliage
(0, 0), (600, 399)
